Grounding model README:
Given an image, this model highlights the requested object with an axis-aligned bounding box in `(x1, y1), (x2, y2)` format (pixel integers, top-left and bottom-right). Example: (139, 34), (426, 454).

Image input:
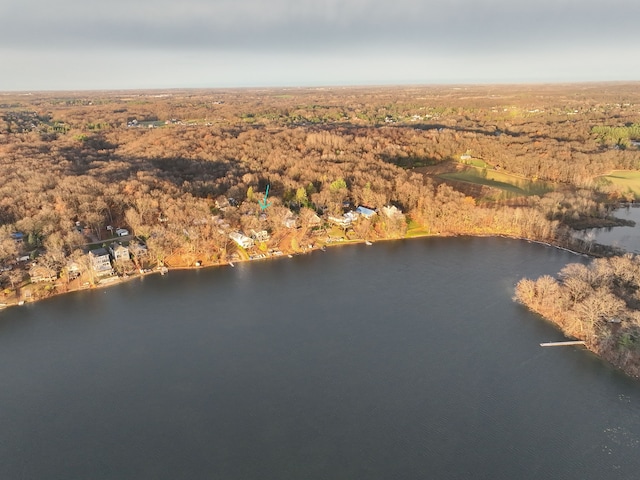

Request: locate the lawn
(597, 170), (640, 198)
(405, 219), (431, 237)
(460, 158), (489, 168)
(439, 167), (552, 198)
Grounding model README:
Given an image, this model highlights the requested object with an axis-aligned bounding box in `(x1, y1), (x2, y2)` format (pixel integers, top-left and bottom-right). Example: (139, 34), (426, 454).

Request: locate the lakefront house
(89, 248), (114, 276)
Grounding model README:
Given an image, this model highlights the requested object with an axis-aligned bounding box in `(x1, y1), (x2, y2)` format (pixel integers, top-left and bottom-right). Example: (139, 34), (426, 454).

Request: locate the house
(109, 243), (130, 261)
(345, 211), (360, 223)
(308, 213), (322, 227)
(29, 264), (57, 283)
(328, 214), (353, 228)
(128, 242), (148, 260)
(382, 205), (403, 219)
(10, 232), (25, 244)
(229, 232), (254, 249)
(283, 216), (298, 229)
(355, 206), (376, 219)
(251, 230), (270, 242)
(89, 248), (113, 276)
(66, 261), (81, 279)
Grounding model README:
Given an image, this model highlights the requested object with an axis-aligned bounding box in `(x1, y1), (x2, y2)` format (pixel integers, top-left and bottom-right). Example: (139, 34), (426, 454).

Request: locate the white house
(229, 232), (254, 249)
(382, 205), (403, 219)
(328, 215), (352, 228)
(251, 230), (270, 242)
(282, 213), (298, 229)
(109, 243), (130, 261)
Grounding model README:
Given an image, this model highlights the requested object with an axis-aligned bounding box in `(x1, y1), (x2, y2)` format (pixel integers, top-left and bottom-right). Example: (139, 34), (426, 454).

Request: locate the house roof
(355, 206), (376, 217)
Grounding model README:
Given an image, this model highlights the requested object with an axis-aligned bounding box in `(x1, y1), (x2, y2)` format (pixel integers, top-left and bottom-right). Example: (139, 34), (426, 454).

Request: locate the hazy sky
(1, 0), (639, 91)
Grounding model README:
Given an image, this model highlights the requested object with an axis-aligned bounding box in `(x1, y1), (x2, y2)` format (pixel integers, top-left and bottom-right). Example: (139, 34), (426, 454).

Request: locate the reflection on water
(577, 206), (640, 253)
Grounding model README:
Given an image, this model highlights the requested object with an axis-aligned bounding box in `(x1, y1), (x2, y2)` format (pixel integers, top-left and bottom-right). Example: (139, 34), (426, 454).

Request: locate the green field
(597, 170), (640, 198)
(460, 158), (489, 168)
(405, 219), (431, 237)
(439, 167), (552, 198)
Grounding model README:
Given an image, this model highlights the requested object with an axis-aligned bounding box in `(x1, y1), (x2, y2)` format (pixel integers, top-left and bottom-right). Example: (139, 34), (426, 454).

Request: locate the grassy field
(460, 158), (489, 168)
(439, 167), (553, 198)
(597, 170), (640, 198)
(405, 219), (431, 237)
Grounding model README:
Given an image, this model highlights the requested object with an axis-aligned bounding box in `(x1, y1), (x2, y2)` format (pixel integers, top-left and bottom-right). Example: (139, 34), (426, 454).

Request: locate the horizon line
(2, 79), (639, 95)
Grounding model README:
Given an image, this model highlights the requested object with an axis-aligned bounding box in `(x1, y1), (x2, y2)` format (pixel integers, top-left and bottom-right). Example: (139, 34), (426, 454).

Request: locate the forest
(1, 83), (640, 311)
(515, 254), (640, 378)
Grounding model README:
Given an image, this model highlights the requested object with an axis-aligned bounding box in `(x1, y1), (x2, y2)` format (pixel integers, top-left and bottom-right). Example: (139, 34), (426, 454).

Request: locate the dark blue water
(1, 237), (640, 479)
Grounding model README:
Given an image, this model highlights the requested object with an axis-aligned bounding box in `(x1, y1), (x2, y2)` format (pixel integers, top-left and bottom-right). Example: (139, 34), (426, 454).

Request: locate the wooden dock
(540, 341), (586, 347)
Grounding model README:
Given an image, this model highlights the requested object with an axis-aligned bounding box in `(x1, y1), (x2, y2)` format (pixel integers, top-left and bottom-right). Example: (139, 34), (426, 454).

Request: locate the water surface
(577, 206), (640, 253)
(1, 237), (639, 479)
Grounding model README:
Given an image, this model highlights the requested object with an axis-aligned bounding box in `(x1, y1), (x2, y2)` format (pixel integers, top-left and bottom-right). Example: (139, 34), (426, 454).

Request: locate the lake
(577, 205), (640, 253)
(1, 237), (640, 480)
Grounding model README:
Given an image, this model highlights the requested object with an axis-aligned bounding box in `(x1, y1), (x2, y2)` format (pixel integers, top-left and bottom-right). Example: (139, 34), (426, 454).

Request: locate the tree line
(1, 83), (639, 298)
(515, 254), (640, 378)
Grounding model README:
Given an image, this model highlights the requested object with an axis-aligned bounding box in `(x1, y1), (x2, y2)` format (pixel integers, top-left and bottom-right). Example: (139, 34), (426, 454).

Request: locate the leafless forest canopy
(1, 83), (639, 300)
(3, 83), (640, 374)
(515, 254), (640, 378)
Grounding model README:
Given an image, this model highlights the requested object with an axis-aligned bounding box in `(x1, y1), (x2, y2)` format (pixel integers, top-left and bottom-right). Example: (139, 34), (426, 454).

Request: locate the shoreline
(1, 231), (590, 312)
(3, 230), (636, 381)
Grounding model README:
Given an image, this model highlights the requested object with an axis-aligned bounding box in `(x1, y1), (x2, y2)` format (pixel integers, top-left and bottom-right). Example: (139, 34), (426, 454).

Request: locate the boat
(229, 262), (235, 267)
(365, 240), (372, 245)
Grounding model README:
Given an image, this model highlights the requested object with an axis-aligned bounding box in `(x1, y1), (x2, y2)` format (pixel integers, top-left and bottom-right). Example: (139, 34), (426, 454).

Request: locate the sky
(1, 0), (639, 91)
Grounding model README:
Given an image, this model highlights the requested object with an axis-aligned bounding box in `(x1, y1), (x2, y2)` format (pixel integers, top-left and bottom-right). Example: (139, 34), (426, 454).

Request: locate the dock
(540, 341), (586, 347)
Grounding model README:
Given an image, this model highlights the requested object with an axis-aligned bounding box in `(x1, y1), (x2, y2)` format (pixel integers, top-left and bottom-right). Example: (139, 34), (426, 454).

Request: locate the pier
(540, 341), (586, 347)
